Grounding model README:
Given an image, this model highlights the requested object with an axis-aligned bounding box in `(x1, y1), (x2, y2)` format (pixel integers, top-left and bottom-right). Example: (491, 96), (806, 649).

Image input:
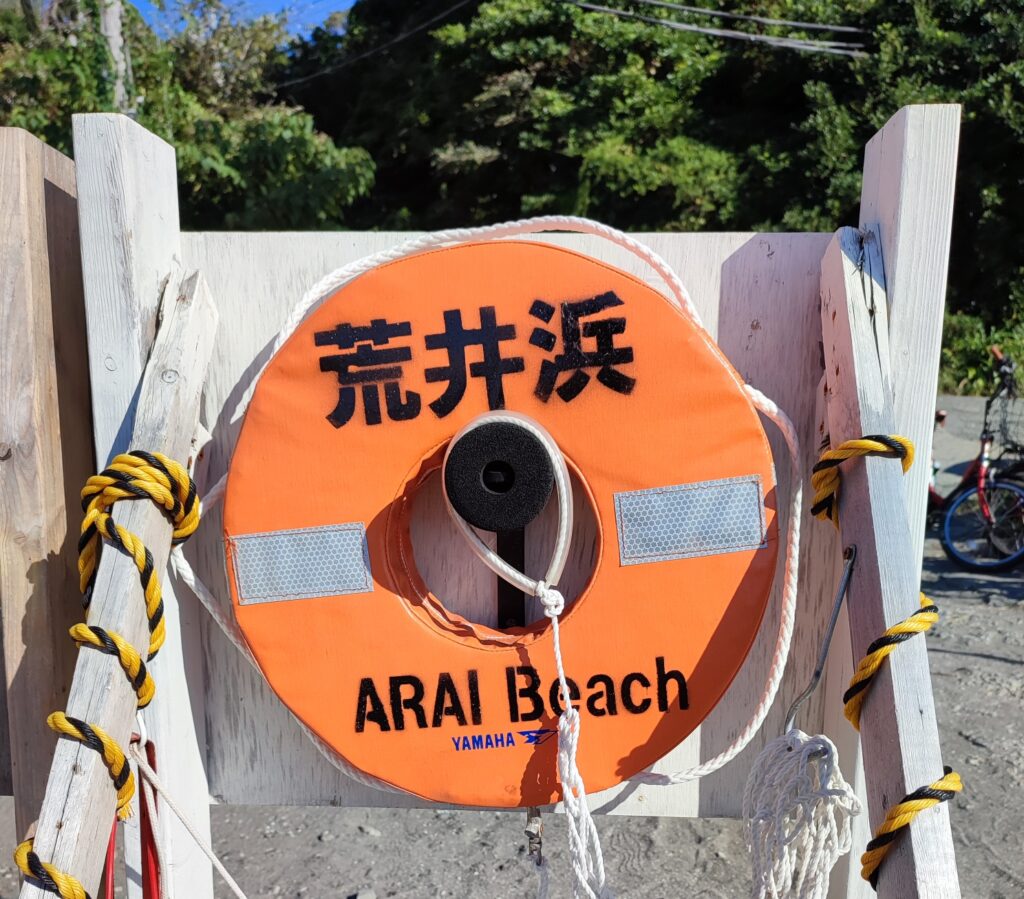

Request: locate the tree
(282, 0), (1024, 390)
(738, 0), (1024, 326)
(3, 0), (1023, 390)
(283, 0), (742, 229)
(731, 0), (1024, 388)
(0, 0), (375, 228)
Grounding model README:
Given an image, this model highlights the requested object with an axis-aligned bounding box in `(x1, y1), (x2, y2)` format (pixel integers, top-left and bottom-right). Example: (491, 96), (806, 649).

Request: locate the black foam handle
(443, 421), (554, 532)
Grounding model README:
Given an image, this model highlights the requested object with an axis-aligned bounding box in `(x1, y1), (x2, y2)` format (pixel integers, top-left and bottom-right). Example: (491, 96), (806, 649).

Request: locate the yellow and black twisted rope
(14, 841), (89, 899)
(46, 712), (134, 820)
(69, 624), (155, 709)
(16, 450), (199, 898)
(809, 433), (962, 887)
(79, 450), (199, 659)
(843, 594), (939, 730)
(845, 596), (959, 889)
(861, 767), (963, 888)
(811, 434), (914, 527)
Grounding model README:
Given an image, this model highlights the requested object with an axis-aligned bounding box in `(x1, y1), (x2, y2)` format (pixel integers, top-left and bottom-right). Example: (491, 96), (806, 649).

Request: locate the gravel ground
(1, 396), (1020, 898)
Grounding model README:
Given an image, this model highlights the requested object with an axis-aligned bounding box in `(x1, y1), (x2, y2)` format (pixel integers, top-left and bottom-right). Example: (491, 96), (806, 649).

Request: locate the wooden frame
(71, 113), (215, 899)
(20, 270), (217, 899)
(0, 129), (92, 837)
(820, 227), (958, 896)
(1, 103), (960, 899)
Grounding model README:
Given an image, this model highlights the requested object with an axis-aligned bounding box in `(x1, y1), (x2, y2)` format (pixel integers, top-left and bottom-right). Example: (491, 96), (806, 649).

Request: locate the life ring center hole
(481, 460), (515, 495)
(408, 466), (598, 632)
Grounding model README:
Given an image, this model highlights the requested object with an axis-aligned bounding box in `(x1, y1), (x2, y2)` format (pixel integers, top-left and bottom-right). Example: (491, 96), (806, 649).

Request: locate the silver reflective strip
(230, 523), (372, 605)
(614, 475), (767, 566)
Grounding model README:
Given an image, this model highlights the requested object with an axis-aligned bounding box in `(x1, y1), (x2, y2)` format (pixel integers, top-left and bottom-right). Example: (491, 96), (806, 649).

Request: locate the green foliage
(0, 2), (114, 151)
(178, 106), (375, 228)
(778, 0), (1024, 331)
(0, 0), (374, 228)
(281, 0), (1024, 391)
(285, 0), (740, 228)
(940, 312), (1024, 395)
(5, 0), (1024, 392)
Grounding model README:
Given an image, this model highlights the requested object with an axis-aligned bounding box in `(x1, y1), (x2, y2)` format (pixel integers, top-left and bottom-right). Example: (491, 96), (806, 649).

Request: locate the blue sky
(132, 0), (355, 34)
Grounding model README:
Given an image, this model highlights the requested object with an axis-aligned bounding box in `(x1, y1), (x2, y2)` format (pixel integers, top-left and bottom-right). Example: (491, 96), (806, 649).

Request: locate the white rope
(743, 730), (860, 899)
(443, 411), (611, 899)
(629, 385), (802, 785)
(170, 547), (251, 665)
(268, 215), (699, 360)
(138, 769), (172, 899)
(166, 216), (808, 895)
(129, 741), (251, 899)
(130, 711), (173, 899)
(168, 546), (405, 794)
(441, 412), (573, 592)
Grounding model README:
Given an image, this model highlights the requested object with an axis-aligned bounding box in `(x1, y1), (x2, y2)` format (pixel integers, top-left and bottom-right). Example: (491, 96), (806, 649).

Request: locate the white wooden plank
(0, 130), (92, 832)
(700, 232), (839, 815)
(182, 229), (834, 817)
(818, 367), (872, 899)
(858, 104), (961, 575)
(820, 181), (892, 899)
(821, 227), (958, 897)
(823, 103), (961, 899)
(73, 113), (212, 898)
(73, 113), (181, 463)
(21, 272), (217, 899)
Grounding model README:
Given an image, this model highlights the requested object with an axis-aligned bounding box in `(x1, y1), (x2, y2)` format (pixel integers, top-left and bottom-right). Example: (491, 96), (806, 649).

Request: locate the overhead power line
(624, 0), (865, 35)
(278, 0), (475, 89)
(278, 0), (865, 90)
(572, 1), (868, 57)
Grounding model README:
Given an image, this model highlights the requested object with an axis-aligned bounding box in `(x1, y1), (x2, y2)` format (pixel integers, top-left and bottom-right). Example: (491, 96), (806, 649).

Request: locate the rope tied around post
(842, 594), (939, 730)
(68, 623), (156, 709)
(860, 768), (962, 889)
(843, 591), (958, 890)
(13, 841), (90, 899)
(15, 450), (200, 899)
(79, 450), (200, 659)
(810, 434), (914, 527)
(45, 713), (134, 820)
(809, 434), (962, 890)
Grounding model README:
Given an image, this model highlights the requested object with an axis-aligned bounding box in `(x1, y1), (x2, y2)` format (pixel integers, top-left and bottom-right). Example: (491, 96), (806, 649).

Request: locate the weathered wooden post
(821, 227), (959, 897)
(20, 270), (217, 899)
(821, 104), (961, 899)
(0, 129), (93, 837)
(72, 113), (215, 898)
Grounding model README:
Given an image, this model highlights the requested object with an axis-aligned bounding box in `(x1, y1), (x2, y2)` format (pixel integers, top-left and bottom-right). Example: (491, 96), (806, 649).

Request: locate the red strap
(102, 817), (117, 899)
(141, 741), (161, 899)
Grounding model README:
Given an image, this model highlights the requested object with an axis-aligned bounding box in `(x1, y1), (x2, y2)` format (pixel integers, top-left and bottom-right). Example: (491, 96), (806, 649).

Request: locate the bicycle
(932, 347), (1024, 572)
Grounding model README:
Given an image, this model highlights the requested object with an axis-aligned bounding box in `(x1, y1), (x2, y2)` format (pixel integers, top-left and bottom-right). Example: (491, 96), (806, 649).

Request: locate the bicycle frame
(929, 433), (993, 515)
(936, 349), (1024, 570)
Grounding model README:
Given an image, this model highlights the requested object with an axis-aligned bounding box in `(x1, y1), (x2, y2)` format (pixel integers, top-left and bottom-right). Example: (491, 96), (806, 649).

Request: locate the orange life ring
(223, 240), (779, 807)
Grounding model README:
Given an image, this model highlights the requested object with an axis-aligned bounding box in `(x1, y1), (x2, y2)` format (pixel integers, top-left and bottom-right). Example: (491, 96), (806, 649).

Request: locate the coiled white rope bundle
(744, 730), (860, 899)
(165, 216), (814, 897)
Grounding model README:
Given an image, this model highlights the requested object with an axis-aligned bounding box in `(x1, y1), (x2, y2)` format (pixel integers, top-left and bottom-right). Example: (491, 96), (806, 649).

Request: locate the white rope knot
(536, 582), (565, 618)
(558, 705), (581, 758)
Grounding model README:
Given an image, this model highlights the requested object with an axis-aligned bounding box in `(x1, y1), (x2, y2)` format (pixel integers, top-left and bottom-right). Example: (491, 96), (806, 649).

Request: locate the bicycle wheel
(941, 480), (1024, 572)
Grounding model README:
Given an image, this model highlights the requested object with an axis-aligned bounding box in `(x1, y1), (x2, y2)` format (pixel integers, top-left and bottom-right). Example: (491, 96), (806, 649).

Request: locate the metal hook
(783, 545), (857, 733)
